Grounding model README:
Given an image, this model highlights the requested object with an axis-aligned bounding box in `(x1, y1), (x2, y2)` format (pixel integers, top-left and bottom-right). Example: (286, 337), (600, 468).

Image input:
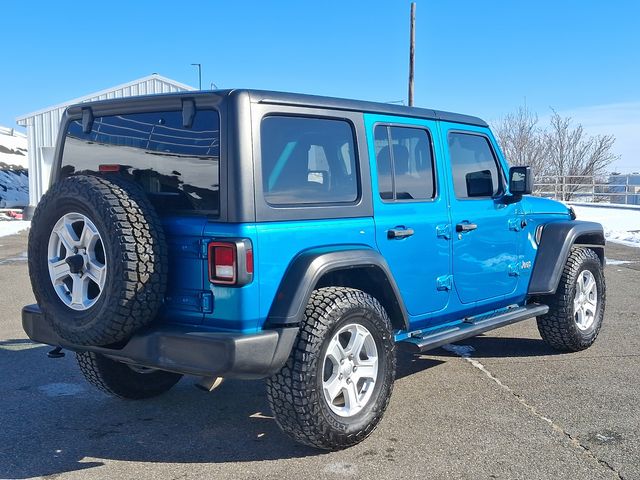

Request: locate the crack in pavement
(442, 343), (625, 480)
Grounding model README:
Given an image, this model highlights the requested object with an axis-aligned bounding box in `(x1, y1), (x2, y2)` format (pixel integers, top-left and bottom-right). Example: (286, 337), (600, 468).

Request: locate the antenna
(408, 2), (416, 107)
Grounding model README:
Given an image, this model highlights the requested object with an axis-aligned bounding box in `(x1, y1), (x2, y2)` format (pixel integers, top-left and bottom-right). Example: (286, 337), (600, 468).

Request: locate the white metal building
(16, 74), (195, 210)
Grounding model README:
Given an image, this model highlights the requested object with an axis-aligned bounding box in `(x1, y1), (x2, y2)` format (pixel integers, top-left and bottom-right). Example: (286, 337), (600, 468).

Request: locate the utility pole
(191, 63), (202, 90)
(408, 2), (416, 107)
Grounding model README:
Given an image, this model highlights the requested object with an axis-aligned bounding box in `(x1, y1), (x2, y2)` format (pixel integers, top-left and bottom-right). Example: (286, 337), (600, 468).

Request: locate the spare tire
(28, 175), (167, 346)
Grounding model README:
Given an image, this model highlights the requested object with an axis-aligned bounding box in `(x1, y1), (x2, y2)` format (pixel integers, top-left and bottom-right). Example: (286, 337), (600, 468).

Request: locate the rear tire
(266, 287), (396, 450)
(537, 247), (605, 352)
(76, 351), (182, 399)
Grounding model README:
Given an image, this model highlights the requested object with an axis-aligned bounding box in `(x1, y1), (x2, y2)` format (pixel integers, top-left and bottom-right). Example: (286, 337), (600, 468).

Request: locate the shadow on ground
(430, 334), (563, 359)
(0, 339), (320, 478)
(0, 333), (560, 478)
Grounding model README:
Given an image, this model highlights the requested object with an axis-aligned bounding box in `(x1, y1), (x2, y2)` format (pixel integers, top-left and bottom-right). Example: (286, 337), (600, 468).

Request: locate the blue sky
(2, 0), (638, 170)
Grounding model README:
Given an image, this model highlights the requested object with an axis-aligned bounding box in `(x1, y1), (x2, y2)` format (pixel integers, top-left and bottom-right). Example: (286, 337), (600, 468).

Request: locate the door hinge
(508, 218), (521, 232)
(165, 290), (213, 313)
(508, 262), (521, 277)
(200, 291), (214, 313)
(200, 239), (210, 258)
(436, 275), (453, 291)
(174, 239), (210, 258)
(436, 224), (451, 240)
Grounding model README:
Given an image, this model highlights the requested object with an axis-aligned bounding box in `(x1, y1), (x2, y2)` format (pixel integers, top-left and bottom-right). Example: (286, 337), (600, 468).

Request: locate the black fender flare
(265, 246), (409, 330)
(528, 220), (605, 296)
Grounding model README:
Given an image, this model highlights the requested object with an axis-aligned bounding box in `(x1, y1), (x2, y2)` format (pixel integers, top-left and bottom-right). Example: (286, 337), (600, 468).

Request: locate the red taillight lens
(245, 248), (254, 274)
(209, 242), (236, 284)
(208, 240), (253, 286)
(98, 164), (121, 172)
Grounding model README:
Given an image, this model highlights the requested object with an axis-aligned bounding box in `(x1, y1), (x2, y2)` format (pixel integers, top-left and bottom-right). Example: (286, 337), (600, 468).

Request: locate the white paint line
(442, 343), (624, 478)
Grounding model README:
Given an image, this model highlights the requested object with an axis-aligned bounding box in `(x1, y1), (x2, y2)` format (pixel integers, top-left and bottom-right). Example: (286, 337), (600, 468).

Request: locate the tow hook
(195, 376), (224, 392)
(47, 346), (65, 358)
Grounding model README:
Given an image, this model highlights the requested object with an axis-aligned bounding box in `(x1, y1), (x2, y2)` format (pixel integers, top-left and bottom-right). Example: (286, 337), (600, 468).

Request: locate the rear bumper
(21, 304), (298, 379)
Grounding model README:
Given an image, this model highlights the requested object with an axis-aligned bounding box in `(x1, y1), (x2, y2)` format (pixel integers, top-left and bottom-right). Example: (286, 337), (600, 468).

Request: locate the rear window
(260, 116), (358, 206)
(61, 110), (220, 214)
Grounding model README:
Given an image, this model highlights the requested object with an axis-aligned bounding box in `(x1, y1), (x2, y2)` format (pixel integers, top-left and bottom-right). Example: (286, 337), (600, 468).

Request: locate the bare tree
(494, 105), (619, 201)
(492, 106), (548, 176)
(544, 110), (619, 200)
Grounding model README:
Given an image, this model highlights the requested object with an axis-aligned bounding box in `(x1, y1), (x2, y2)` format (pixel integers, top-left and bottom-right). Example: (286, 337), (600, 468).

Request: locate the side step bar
(398, 303), (549, 353)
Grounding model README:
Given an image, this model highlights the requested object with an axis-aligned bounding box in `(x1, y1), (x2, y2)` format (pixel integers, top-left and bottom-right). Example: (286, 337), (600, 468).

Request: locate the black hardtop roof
(66, 88), (488, 127)
(247, 89), (488, 127)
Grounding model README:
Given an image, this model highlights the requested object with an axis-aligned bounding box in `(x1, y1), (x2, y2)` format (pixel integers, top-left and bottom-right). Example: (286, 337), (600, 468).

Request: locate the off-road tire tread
(537, 247), (605, 352)
(266, 287), (396, 450)
(76, 351), (182, 399)
(28, 175), (168, 345)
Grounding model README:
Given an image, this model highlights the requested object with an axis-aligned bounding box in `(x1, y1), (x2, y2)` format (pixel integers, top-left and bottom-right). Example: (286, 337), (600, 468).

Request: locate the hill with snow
(0, 126), (29, 208)
(0, 126), (28, 168)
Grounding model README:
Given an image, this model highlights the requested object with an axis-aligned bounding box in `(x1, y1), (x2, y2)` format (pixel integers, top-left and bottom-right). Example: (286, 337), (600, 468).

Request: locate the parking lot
(1, 230), (638, 480)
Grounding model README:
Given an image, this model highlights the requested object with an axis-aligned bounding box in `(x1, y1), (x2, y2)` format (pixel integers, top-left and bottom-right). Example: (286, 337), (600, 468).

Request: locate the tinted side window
(374, 125), (393, 200)
(261, 116), (358, 206)
(448, 132), (501, 199)
(373, 125), (435, 201)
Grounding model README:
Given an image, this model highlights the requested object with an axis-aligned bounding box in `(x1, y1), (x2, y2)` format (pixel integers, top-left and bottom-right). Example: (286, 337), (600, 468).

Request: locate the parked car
(23, 90), (606, 450)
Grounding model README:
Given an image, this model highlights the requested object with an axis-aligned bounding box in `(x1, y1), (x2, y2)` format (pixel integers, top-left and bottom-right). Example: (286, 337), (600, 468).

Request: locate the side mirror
(509, 166), (533, 196)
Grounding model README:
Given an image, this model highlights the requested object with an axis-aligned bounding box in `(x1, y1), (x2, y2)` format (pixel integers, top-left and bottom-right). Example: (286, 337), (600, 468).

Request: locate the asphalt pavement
(0, 231), (638, 479)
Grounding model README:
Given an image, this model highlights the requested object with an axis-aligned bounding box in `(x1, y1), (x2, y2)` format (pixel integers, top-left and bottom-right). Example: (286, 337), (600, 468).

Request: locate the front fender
(528, 221), (605, 295)
(265, 246), (409, 329)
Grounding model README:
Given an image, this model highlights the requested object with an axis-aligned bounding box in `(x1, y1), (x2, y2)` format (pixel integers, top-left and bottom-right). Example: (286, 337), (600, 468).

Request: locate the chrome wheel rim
(47, 212), (107, 311)
(322, 323), (379, 417)
(574, 270), (598, 331)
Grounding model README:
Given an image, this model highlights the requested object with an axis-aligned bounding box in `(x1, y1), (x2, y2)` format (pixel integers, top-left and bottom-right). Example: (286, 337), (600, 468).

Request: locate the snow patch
(606, 258), (631, 265)
(0, 220), (30, 237)
(570, 204), (640, 248)
(0, 126), (28, 168)
(0, 126), (29, 208)
(442, 343), (475, 357)
(38, 382), (86, 397)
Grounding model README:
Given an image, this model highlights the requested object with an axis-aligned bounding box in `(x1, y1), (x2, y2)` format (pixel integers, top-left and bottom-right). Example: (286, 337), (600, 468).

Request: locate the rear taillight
(98, 164), (121, 172)
(211, 243), (236, 283)
(208, 239), (253, 286)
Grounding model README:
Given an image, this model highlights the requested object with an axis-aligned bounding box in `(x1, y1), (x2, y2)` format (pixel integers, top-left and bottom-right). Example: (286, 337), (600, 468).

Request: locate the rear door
(365, 115), (451, 325)
(441, 125), (520, 304)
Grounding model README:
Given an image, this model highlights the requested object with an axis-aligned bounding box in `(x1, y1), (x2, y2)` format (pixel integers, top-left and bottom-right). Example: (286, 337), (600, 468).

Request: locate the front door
(442, 125), (520, 304)
(365, 115), (451, 320)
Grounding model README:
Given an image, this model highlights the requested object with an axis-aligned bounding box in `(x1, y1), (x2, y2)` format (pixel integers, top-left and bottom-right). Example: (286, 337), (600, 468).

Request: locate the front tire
(537, 247), (606, 352)
(266, 287), (396, 450)
(76, 352), (182, 399)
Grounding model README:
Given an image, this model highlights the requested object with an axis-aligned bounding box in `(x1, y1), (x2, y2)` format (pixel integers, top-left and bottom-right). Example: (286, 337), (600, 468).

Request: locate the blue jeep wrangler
(23, 90), (606, 450)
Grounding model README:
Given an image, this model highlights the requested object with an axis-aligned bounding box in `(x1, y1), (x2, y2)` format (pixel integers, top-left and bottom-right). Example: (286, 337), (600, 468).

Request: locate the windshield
(61, 109), (220, 214)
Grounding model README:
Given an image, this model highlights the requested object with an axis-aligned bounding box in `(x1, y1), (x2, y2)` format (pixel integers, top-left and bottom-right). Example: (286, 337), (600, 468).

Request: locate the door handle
(387, 227), (415, 239)
(455, 223), (478, 233)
